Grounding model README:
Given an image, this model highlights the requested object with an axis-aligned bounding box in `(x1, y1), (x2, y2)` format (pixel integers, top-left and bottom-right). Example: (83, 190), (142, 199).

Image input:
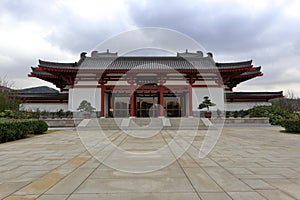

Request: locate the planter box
(44, 119), (76, 127)
(212, 117), (269, 124)
(204, 112), (212, 118)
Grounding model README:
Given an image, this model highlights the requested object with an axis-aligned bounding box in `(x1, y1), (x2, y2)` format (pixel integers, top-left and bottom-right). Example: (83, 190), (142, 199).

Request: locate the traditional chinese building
(20, 50), (282, 117)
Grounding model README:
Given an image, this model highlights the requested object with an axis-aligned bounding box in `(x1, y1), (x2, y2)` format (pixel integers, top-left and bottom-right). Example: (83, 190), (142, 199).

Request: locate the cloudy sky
(0, 0), (299, 96)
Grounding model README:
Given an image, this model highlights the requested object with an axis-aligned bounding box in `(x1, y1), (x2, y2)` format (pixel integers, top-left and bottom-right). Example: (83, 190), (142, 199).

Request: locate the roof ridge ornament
(80, 52), (87, 59)
(90, 50), (118, 58)
(177, 50), (206, 57)
(207, 52), (213, 58)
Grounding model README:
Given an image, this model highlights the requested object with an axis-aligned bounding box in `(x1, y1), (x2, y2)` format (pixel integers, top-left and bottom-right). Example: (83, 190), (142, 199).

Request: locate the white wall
(192, 87), (225, 111)
(107, 81), (130, 86)
(225, 102), (271, 111)
(20, 103), (68, 112)
(165, 80), (188, 85)
(68, 87), (101, 111)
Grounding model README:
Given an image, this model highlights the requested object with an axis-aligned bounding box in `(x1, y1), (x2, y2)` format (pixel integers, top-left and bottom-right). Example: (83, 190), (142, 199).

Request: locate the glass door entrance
(136, 95), (182, 117)
(136, 96), (158, 117)
(165, 98), (181, 117)
(112, 92), (184, 118)
(112, 96), (130, 118)
(114, 100), (129, 117)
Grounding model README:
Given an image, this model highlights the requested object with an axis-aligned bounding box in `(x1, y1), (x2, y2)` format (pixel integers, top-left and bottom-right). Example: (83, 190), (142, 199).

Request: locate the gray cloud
(0, 0), (130, 53)
(125, 0), (300, 96)
(127, 0), (291, 53)
(0, 0), (62, 24)
(0, 0), (299, 96)
(46, 21), (129, 53)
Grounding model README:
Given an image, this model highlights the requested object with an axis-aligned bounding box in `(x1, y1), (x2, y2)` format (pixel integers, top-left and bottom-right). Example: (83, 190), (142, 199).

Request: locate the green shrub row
(225, 105), (298, 125)
(246, 105), (298, 125)
(0, 109), (73, 119)
(281, 119), (300, 133)
(0, 120), (48, 143)
(226, 110), (249, 118)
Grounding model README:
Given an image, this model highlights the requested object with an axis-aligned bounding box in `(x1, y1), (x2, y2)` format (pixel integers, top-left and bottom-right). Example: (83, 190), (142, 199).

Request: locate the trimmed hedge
(31, 120), (48, 134)
(0, 120), (48, 143)
(0, 109), (73, 120)
(247, 105), (298, 125)
(281, 119), (300, 133)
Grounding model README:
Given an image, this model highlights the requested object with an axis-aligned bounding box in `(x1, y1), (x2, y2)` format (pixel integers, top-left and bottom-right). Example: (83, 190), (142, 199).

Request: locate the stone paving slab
(67, 193), (200, 200)
(198, 192), (232, 200)
(0, 127), (299, 199)
(227, 191), (266, 200)
(257, 189), (295, 200)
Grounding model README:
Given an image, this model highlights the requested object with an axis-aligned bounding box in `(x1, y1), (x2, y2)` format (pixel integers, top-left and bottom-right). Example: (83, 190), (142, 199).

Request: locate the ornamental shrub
(0, 119), (48, 143)
(226, 111), (231, 118)
(0, 120), (30, 142)
(248, 105), (298, 125)
(281, 119), (300, 133)
(239, 110), (249, 118)
(15, 120), (32, 139)
(233, 111), (238, 118)
(32, 120), (48, 134)
(3, 110), (14, 118)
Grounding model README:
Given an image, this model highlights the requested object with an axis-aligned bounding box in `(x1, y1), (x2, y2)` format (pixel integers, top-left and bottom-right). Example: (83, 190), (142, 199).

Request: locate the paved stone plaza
(0, 126), (300, 200)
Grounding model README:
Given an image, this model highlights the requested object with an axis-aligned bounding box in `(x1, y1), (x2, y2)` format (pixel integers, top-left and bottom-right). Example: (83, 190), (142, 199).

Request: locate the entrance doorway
(136, 96), (158, 117)
(110, 88), (185, 118)
(166, 99), (180, 117)
(165, 97), (181, 117)
(114, 99), (129, 118)
(135, 95), (182, 117)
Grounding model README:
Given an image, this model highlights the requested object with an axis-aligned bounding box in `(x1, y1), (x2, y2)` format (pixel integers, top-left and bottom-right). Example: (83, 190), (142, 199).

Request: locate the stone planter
(83, 113), (91, 119)
(204, 112), (212, 118)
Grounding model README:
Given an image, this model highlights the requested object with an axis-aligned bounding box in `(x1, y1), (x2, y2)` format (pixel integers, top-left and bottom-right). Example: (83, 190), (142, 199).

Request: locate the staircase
(167, 118), (207, 130)
(130, 118), (163, 129)
(78, 118), (208, 130)
(97, 118), (123, 130)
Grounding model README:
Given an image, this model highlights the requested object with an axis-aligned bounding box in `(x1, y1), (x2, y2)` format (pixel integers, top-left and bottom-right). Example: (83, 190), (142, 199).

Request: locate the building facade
(22, 50), (282, 117)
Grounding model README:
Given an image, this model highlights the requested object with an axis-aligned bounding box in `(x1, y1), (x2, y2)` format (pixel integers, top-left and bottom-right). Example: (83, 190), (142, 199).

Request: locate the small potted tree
(198, 96), (216, 118)
(77, 100), (96, 119)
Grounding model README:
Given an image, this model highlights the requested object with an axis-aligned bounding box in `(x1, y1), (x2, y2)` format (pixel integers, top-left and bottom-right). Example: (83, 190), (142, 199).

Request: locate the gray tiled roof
(31, 67), (54, 76)
(16, 86), (59, 94)
(216, 60), (252, 68)
(240, 67), (261, 76)
(226, 91), (283, 98)
(80, 56), (217, 70)
(39, 60), (75, 68)
(10, 92), (68, 99)
(38, 55), (253, 71)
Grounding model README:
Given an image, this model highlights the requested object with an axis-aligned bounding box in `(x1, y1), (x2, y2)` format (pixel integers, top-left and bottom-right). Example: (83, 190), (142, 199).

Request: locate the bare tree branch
(0, 75), (15, 91)
(274, 90), (300, 113)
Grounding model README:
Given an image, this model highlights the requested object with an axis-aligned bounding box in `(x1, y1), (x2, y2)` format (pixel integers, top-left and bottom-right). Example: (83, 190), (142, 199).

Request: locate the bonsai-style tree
(77, 100), (96, 113)
(198, 96), (216, 112)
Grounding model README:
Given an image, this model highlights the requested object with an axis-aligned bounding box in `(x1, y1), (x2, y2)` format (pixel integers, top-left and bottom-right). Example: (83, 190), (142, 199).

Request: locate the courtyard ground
(0, 126), (299, 200)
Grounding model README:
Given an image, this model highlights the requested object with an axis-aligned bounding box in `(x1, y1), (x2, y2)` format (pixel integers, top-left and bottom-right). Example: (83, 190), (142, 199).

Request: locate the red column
(108, 93), (111, 117)
(130, 83), (135, 117)
(159, 85), (164, 117)
(101, 84), (105, 118)
(189, 84), (193, 117)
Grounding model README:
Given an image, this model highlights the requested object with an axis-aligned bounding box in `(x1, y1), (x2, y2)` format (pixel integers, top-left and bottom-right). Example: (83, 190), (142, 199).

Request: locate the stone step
(77, 118), (208, 130)
(130, 118), (163, 128)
